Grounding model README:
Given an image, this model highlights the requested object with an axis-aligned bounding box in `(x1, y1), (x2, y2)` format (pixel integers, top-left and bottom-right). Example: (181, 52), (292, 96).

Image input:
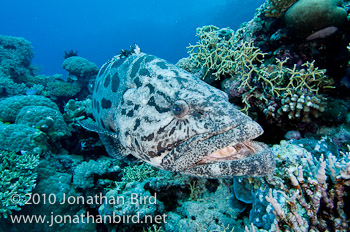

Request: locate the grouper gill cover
(81, 46), (275, 178)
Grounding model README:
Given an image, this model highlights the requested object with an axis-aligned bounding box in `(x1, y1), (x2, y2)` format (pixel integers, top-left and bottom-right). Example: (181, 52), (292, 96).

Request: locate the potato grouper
(80, 45), (275, 178)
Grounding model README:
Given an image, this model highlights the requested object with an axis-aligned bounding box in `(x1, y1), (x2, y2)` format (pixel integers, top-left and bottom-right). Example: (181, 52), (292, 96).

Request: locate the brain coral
(284, 0), (347, 37)
(0, 122), (48, 154)
(62, 56), (98, 79)
(16, 106), (71, 142)
(0, 95), (59, 122)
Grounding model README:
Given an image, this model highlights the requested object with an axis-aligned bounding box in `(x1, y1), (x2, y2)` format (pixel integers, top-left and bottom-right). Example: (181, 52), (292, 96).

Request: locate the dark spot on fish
(145, 83), (155, 94)
(156, 142), (166, 156)
(100, 119), (106, 129)
(96, 101), (100, 113)
(157, 75), (164, 80)
(127, 100), (133, 106)
(141, 153), (151, 161)
(144, 116), (152, 123)
(134, 138), (141, 150)
(147, 96), (169, 113)
(139, 68), (150, 77)
(148, 151), (158, 158)
(156, 62), (167, 69)
(145, 55), (156, 63)
(112, 57), (126, 69)
(101, 98), (112, 109)
(176, 76), (189, 85)
(121, 108), (127, 115)
(134, 76), (142, 87)
(142, 133), (154, 141)
(111, 72), (119, 92)
(95, 80), (101, 92)
(156, 119), (174, 135)
(104, 74), (111, 88)
(99, 64), (108, 77)
(127, 110), (134, 117)
(169, 127), (175, 136)
(134, 105), (140, 111)
(134, 118), (140, 130)
(130, 56), (145, 78)
(156, 90), (171, 102)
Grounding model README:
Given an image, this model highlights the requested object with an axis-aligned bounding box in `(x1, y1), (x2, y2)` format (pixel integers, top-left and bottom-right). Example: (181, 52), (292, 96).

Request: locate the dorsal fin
(79, 119), (128, 159)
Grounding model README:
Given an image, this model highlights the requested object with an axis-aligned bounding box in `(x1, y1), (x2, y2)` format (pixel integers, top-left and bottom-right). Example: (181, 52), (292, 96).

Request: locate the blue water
(1, 0), (264, 75)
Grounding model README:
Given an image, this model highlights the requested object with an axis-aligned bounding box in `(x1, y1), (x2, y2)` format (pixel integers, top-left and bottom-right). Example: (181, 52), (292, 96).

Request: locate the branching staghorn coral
(264, 0), (298, 18)
(187, 26), (266, 80)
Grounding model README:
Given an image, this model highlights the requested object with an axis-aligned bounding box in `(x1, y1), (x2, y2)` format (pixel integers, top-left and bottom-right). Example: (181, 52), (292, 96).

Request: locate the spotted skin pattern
(84, 47), (275, 178)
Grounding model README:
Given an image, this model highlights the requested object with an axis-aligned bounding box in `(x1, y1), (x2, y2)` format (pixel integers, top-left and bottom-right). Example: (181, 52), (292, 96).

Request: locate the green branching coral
(187, 25), (266, 80)
(241, 58), (333, 117)
(0, 150), (39, 218)
(264, 0), (298, 18)
(257, 58), (334, 97)
(122, 162), (159, 182)
(188, 25), (335, 124)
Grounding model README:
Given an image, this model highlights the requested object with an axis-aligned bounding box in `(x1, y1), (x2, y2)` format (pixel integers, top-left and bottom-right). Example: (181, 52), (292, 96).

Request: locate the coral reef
(285, 0), (347, 37)
(265, 139), (350, 231)
(1, 1), (350, 230)
(73, 158), (121, 190)
(0, 35), (35, 97)
(15, 105), (71, 142)
(187, 24), (335, 128)
(187, 26), (265, 81)
(0, 95), (70, 151)
(62, 56), (98, 80)
(264, 0), (298, 18)
(0, 150), (39, 218)
(0, 35), (34, 80)
(0, 95), (59, 122)
(63, 98), (93, 125)
(45, 80), (81, 99)
(0, 122), (48, 154)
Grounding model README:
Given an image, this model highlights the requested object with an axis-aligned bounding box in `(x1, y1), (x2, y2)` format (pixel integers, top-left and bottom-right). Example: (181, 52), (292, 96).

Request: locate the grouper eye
(172, 100), (189, 118)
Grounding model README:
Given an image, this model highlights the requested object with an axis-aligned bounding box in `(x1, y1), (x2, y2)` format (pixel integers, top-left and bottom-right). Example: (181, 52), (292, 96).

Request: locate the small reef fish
(80, 46), (275, 178)
(25, 89), (38, 95)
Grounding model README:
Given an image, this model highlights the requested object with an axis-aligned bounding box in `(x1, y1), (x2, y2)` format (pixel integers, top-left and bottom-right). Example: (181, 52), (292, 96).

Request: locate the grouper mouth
(162, 122), (275, 178)
(194, 140), (262, 165)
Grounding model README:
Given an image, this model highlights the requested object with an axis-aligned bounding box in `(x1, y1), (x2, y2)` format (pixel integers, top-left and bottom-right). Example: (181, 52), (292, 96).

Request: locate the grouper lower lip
(161, 122), (275, 178)
(183, 142), (275, 178)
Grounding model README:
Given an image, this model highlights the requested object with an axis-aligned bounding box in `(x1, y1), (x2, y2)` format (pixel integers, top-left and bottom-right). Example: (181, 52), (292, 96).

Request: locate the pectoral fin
(79, 119), (128, 159)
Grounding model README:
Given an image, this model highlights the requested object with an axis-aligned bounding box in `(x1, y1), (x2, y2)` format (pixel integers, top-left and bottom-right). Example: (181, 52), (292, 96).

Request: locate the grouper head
(83, 46), (275, 178)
